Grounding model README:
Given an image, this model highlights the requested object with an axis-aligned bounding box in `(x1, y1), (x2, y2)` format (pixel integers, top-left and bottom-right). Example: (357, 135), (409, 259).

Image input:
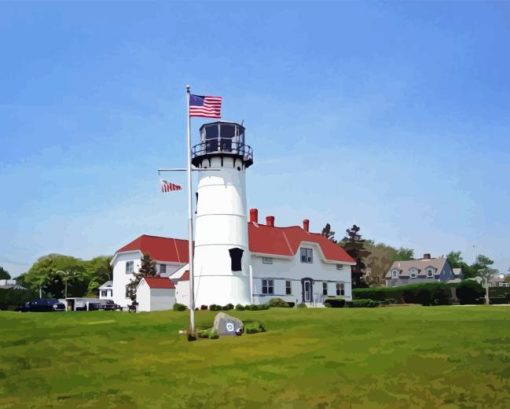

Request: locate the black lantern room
(191, 121), (253, 168)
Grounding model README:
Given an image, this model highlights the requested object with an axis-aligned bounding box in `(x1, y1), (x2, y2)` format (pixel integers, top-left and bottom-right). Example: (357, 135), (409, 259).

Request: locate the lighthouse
(191, 121), (254, 307)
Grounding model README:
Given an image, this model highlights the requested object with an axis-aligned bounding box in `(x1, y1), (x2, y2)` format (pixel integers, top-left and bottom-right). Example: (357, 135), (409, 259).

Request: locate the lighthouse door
(302, 278), (313, 303)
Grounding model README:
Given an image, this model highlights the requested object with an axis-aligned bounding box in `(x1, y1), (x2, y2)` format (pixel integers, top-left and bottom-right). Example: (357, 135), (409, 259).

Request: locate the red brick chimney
(423, 253), (431, 259)
(249, 208), (258, 223)
(303, 219), (310, 232)
(266, 216), (275, 227)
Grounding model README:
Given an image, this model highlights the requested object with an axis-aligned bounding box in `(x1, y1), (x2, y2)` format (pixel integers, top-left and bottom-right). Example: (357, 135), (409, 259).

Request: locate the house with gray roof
(0, 279), (25, 290)
(385, 254), (456, 287)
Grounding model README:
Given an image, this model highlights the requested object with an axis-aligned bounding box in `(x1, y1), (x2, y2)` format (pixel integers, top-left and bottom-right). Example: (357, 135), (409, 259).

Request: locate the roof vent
(266, 216), (275, 227)
(249, 208), (258, 223)
(303, 219), (310, 232)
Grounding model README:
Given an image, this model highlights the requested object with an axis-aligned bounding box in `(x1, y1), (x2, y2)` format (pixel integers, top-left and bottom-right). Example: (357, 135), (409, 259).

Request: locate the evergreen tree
(0, 266), (10, 280)
(340, 225), (371, 288)
(321, 223), (337, 243)
(125, 254), (157, 302)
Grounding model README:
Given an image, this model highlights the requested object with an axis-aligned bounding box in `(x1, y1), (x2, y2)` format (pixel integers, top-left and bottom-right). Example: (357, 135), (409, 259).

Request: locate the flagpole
(186, 84), (196, 338)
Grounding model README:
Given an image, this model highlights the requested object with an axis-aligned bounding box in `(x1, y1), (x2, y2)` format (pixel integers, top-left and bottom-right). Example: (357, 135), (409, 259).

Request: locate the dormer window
(426, 268), (435, 278)
(391, 269), (399, 278)
(410, 268), (418, 279)
(300, 248), (313, 264)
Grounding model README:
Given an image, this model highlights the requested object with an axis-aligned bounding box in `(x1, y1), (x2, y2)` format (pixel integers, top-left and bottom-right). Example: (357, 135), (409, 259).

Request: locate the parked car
(102, 300), (122, 311)
(17, 299), (66, 312)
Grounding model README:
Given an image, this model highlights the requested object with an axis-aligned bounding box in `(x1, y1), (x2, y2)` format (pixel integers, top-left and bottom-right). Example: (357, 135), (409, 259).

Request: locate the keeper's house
(108, 210), (354, 309)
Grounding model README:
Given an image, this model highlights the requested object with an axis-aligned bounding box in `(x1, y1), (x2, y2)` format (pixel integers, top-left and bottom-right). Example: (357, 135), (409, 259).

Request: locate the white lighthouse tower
(191, 121), (254, 307)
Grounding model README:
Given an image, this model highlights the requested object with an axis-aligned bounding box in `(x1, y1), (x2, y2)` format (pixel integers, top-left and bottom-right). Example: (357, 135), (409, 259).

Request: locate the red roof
(117, 235), (189, 263)
(144, 277), (175, 289)
(116, 223), (354, 265)
(248, 222), (355, 263)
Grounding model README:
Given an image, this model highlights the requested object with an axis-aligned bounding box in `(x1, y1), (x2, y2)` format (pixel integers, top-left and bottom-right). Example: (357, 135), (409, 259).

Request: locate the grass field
(1, 306), (509, 409)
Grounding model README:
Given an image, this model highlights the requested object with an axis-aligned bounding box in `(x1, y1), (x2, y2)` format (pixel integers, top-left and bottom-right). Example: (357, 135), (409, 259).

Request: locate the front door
(302, 278), (313, 303)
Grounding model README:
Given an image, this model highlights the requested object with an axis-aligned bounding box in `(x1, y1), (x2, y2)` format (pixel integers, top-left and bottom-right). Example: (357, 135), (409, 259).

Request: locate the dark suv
(102, 300), (122, 311)
(18, 299), (66, 312)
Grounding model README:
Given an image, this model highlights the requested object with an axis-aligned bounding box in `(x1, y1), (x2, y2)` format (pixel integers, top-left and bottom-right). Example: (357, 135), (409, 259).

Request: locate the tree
(364, 242), (415, 286)
(447, 251), (464, 268)
(478, 266), (498, 305)
(18, 254), (88, 298)
(340, 225), (371, 288)
(321, 223), (336, 243)
(85, 256), (113, 296)
(125, 253), (157, 302)
(395, 248), (414, 261)
(0, 266), (11, 280)
(476, 254), (494, 269)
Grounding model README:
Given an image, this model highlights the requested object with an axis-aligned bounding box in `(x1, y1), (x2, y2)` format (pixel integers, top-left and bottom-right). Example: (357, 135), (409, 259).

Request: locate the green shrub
(200, 305), (208, 310)
(268, 298), (290, 308)
(235, 304), (245, 311)
(297, 303), (307, 308)
(244, 321), (266, 334)
(245, 304), (270, 310)
(172, 303), (187, 311)
(324, 302), (332, 308)
(353, 283), (452, 306)
(0, 288), (37, 310)
(348, 299), (380, 308)
(456, 280), (485, 305)
(197, 329), (211, 338)
(208, 329), (219, 339)
(222, 303), (234, 311)
(489, 287), (510, 299)
(489, 297), (508, 305)
(209, 304), (222, 311)
(324, 297), (346, 308)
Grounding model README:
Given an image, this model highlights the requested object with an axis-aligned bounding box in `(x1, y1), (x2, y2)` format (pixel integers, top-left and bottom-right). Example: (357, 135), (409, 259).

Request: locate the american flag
(189, 94), (222, 118)
(161, 180), (182, 193)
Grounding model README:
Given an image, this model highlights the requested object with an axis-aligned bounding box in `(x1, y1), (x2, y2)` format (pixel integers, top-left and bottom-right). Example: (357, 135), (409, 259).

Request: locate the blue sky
(1, 1), (509, 277)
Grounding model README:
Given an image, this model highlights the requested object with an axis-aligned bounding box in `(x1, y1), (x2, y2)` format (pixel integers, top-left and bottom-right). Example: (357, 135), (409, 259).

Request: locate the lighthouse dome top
(192, 121), (253, 168)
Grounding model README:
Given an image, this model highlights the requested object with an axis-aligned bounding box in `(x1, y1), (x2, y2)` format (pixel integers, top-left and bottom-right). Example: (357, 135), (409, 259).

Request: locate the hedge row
(0, 289), (37, 310)
(353, 281), (488, 306)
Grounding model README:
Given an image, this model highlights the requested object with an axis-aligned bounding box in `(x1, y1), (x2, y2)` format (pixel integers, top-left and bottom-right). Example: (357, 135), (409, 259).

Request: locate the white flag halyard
(160, 180), (182, 193)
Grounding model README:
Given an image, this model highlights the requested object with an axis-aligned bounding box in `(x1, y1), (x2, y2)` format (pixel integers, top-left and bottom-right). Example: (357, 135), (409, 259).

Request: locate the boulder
(213, 312), (244, 336)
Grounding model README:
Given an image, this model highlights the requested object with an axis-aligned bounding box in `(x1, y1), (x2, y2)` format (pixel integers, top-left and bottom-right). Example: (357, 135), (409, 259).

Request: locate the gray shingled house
(385, 254), (457, 287)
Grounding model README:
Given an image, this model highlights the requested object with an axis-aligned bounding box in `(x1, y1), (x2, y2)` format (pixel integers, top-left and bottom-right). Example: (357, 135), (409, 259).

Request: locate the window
(229, 248), (244, 271)
(427, 268), (434, 278)
(285, 280), (292, 295)
(300, 247), (313, 263)
(336, 283), (344, 296)
(262, 279), (274, 295)
(126, 261), (134, 274)
(336, 264), (343, 270)
(323, 282), (328, 295)
(262, 257), (273, 264)
(391, 269), (399, 278)
(160, 264), (166, 275)
(101, 290), (107, 298)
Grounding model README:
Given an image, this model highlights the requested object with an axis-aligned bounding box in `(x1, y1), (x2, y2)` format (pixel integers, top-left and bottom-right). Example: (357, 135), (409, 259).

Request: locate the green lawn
(0, 307), (509, 409)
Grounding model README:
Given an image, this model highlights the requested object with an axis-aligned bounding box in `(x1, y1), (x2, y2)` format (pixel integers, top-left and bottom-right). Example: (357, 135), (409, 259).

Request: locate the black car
(102, 300), (122, 311)
(18, 298), (66, 312)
